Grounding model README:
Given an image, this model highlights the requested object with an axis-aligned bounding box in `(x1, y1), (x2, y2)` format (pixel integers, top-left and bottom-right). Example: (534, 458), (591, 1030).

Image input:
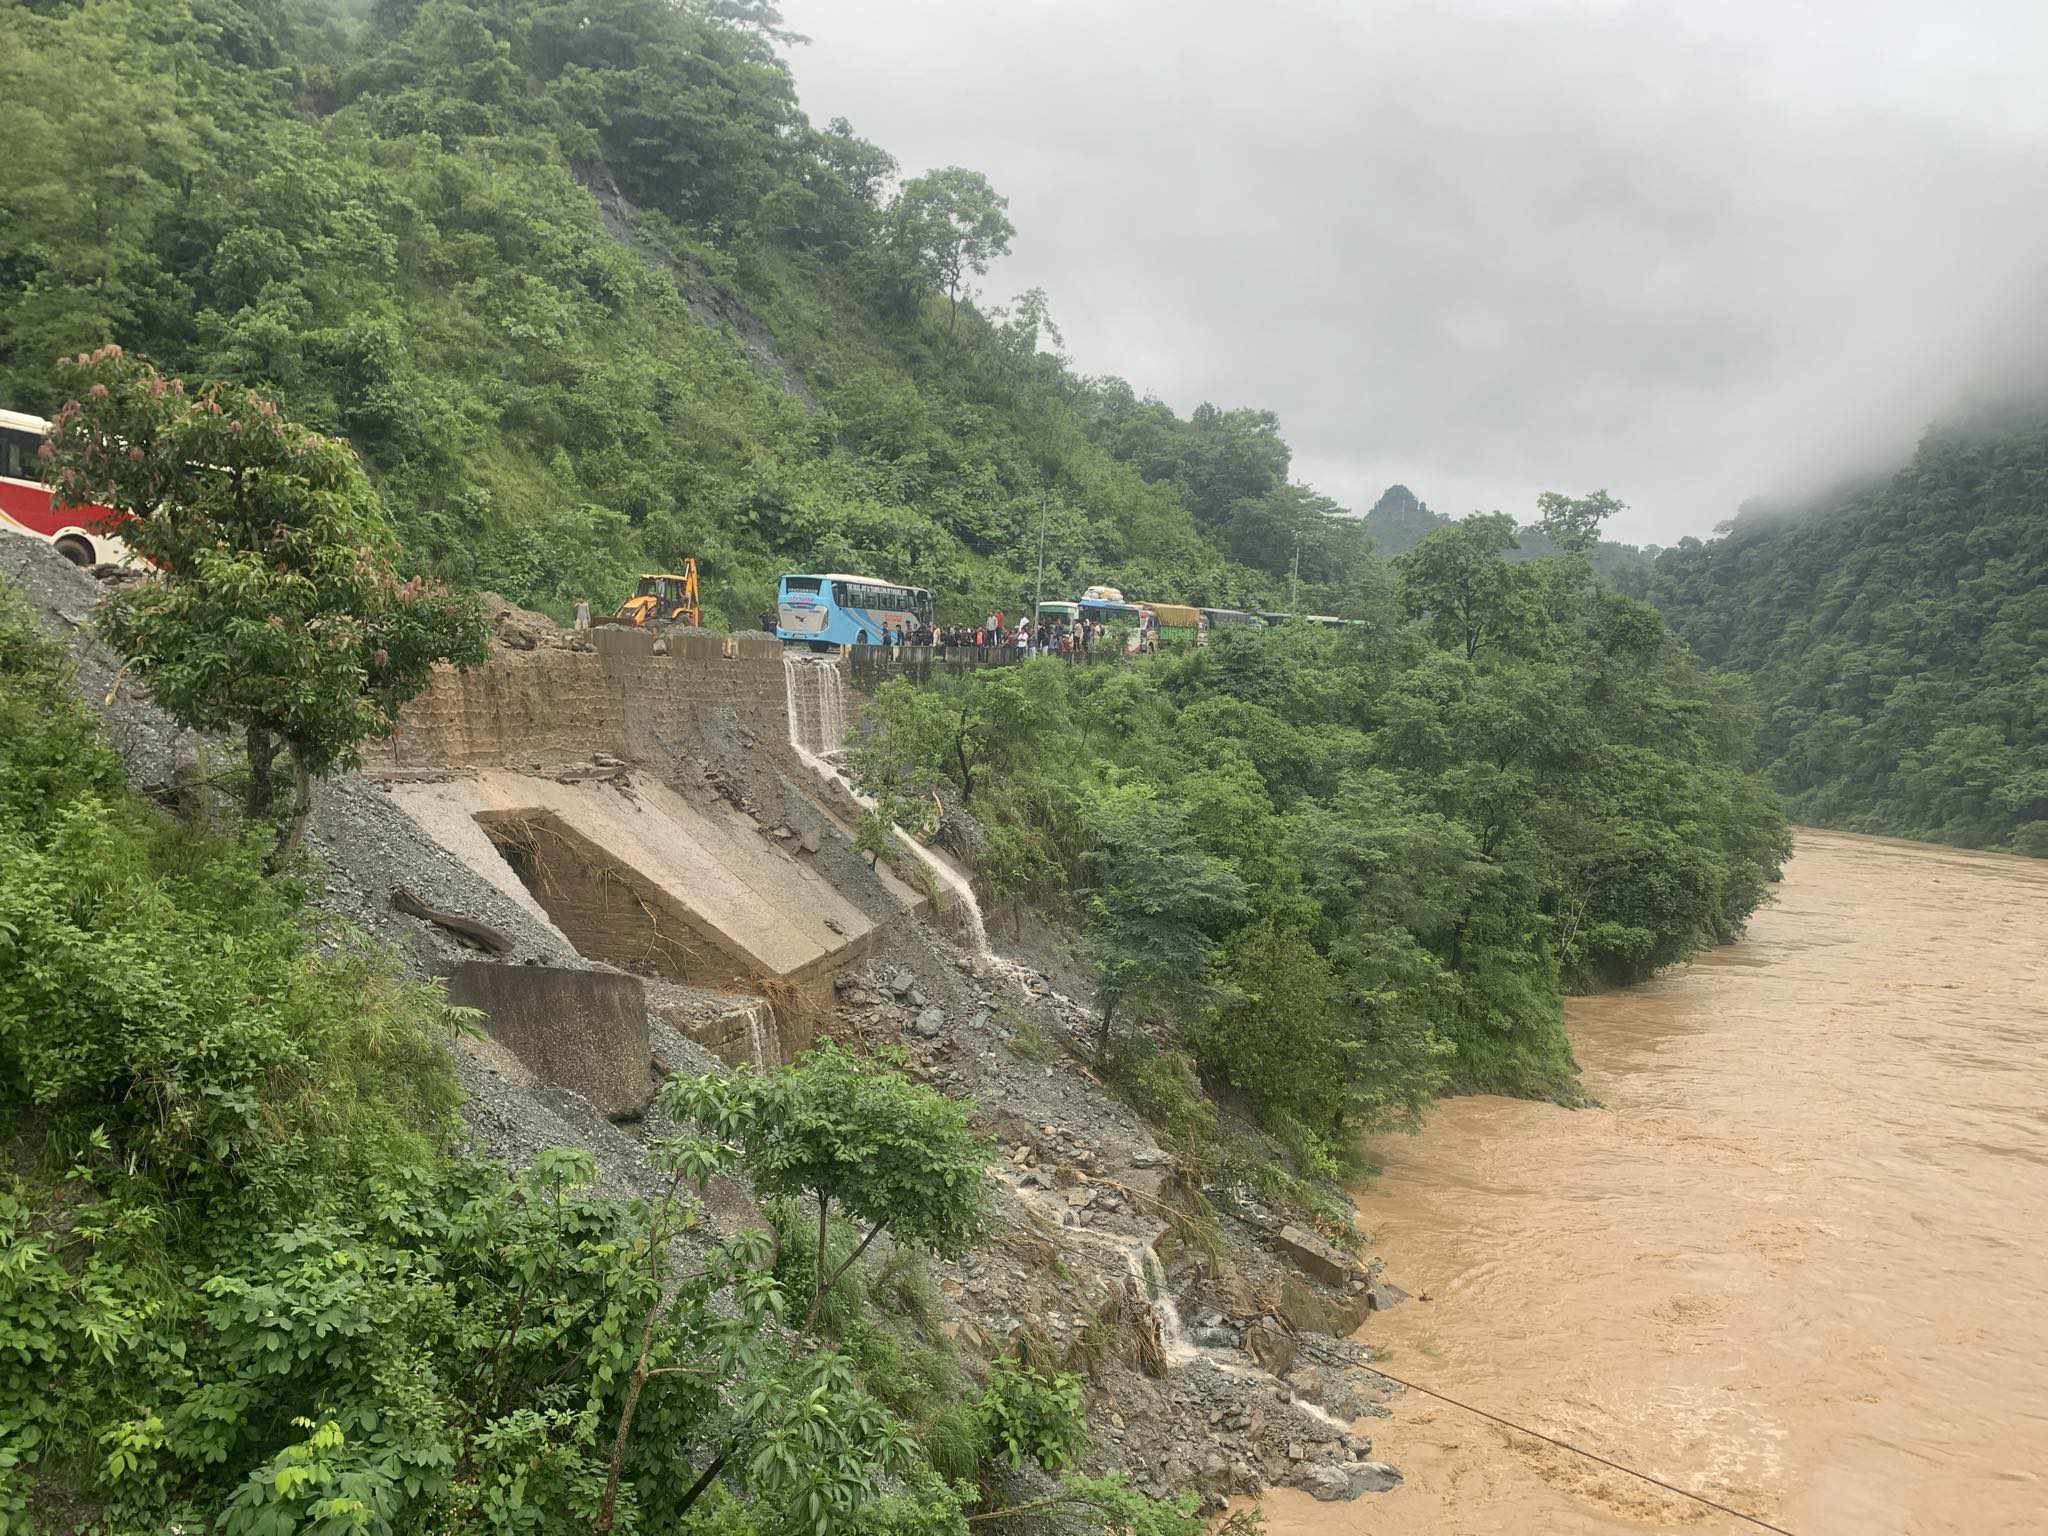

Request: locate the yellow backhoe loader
(600, 561), (701, 629)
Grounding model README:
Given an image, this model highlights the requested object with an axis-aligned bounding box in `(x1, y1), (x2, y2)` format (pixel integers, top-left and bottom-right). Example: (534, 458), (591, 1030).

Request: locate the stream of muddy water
(1261, 829), (2048, 1536)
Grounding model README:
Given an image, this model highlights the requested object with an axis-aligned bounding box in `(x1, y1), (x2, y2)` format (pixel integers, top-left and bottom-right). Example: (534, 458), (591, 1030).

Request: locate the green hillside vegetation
(2, 0), (1372, 625)
(0, 583), (1222, 1533)
(1618, 409), (2048, 854)
(853, 530), (1790, 1157)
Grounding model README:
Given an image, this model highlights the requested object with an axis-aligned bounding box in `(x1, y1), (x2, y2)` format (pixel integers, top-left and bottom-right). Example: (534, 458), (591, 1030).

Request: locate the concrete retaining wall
(371, 629), (793, 788)
(447, 961), (652, 1119)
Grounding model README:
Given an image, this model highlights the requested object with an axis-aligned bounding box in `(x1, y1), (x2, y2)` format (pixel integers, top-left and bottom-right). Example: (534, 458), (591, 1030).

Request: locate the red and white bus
(0, 407), (136, 567)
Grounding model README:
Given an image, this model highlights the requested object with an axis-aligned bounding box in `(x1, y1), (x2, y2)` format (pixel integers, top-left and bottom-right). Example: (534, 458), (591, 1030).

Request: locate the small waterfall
(780, 650), (994, 959)
(742, 1000), (779, 1071)
(782, 653), (850, 757)
(1007, 1174), (1197, 1370)
(1132, 1242), (1194, 1365)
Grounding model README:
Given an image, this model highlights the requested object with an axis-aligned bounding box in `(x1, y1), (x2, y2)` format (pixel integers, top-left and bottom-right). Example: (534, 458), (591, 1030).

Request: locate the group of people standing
(913, 611), (1115, 659)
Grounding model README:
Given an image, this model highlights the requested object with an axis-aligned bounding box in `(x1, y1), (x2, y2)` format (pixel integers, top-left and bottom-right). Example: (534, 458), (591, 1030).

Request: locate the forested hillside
(853, 530), (1791, 1135)
(1, 0), (1379, 623)
(1625, 409), (2048, 855)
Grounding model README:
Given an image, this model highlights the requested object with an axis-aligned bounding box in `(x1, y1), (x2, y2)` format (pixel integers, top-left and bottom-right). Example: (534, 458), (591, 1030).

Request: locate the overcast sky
(783, 0), (2048, 543)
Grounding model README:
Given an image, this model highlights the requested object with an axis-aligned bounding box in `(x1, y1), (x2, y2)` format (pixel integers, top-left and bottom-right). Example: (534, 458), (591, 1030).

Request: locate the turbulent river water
(1262, 829), (2048, 1536)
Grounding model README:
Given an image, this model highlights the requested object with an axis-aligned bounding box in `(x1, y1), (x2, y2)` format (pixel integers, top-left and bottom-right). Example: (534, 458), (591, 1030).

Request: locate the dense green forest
(854, 530), (1789, 1157)
(1, 0), (1380, 624)
(1611, 407), (2048, 855)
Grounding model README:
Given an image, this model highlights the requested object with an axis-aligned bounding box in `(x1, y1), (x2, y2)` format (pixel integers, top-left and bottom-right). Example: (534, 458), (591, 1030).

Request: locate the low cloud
(787, 0), (2048, 541)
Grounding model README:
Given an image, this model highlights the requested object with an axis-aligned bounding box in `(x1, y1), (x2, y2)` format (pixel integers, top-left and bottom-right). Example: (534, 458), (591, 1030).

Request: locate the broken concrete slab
(447, 962), (651, 1119)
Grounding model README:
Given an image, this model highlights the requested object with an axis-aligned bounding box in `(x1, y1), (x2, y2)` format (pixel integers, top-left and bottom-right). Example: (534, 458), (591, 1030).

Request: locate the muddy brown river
(1261, 829), (2048, 1536)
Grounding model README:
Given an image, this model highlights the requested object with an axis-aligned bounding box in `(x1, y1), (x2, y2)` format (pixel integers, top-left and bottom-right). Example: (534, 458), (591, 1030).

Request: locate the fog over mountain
(786, 0), (2048, 543)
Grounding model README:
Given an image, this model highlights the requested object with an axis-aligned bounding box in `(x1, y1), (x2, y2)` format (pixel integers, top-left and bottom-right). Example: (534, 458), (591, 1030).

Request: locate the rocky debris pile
(837, 916), (1413, 1509)
(2, 533), (201, 798)
(305, 775), (584, 972)
(479, 592), (592, 652)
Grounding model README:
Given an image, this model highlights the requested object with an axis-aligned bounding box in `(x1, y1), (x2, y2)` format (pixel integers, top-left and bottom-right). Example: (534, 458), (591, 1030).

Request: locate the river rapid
(1262, 829), (2048, 1536)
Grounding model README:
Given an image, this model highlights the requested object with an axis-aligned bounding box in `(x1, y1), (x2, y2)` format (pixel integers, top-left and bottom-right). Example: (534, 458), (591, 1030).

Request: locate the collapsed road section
(362, 613), (941, 1065)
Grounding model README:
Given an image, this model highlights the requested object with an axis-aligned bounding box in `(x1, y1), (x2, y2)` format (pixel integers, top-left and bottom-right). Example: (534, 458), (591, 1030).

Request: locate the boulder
(886, 968), (915, 997)
(1275, 1224), (1359, 1288)
(1344, 1462), (1403, 1496)
(913, 1007), (946, 1038)
(1244, 1321), (1298, 1376)
(1296, 1464), (1352, 1502)
(1278, 1275), (1372, 1338)
(1295, 1460), (1403, 1501)
(1367, 1278), (1411, 1312)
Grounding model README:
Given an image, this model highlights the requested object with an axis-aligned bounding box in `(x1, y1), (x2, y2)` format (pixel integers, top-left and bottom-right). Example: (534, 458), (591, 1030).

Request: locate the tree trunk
(593, 1314), (659, 1535)
(266, 745), (313, 872)
(955, 702), (976, 804)
(245, 724), (278, 819)
(674, 1448), (732, 1520)
(1095, 998), (1116, 1070)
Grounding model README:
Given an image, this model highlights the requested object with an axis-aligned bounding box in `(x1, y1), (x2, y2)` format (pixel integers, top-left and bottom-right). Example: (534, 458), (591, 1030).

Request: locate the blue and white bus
(777, 573), (933, 649)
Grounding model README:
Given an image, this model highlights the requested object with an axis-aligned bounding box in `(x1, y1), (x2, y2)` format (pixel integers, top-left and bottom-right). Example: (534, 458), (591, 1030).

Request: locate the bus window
(0, 430), (38, 481)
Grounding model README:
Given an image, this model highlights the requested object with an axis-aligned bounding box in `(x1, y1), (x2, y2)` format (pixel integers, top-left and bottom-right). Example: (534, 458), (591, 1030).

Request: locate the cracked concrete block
(448, 962), (651, 1119)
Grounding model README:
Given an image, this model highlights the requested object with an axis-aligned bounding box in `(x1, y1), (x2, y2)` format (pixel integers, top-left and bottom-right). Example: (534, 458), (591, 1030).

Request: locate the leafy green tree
(42, 348), (486, 860)
(1396, 512), (1529, 660)
(890, 167), (1015, 334)
(672, 1045), (990, 1331)
(852, 668), (1054, 807)
(1530, 488), (1625, 553)
(0, 9), (202, 398)
(1080, 785), (1249, 1063)
(657, 1046), (991, 1516)
(1187, 920), (1352, 1131)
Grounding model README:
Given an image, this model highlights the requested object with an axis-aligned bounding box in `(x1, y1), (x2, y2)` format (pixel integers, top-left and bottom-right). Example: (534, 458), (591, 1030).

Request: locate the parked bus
(1076, 594), (1144, 625)
(0, 408), (135, 567)
(776, 572), (932, 648)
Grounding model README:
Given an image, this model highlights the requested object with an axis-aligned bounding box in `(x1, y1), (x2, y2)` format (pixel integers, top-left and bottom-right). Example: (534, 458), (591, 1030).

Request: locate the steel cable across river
(1261, 828), (2048, 1536)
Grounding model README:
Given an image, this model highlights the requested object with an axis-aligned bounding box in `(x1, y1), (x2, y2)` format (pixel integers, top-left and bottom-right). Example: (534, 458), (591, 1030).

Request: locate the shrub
(976, 1356), (1086, 1473)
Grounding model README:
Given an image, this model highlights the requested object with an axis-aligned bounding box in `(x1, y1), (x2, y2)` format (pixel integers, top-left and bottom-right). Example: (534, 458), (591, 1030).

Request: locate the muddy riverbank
(1264, 829), (2048, 1535)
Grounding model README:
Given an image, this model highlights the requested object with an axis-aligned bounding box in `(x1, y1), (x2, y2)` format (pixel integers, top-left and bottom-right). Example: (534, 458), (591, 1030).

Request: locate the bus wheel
(807, 640), (831, 653)
(53, 537), (93, 568)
